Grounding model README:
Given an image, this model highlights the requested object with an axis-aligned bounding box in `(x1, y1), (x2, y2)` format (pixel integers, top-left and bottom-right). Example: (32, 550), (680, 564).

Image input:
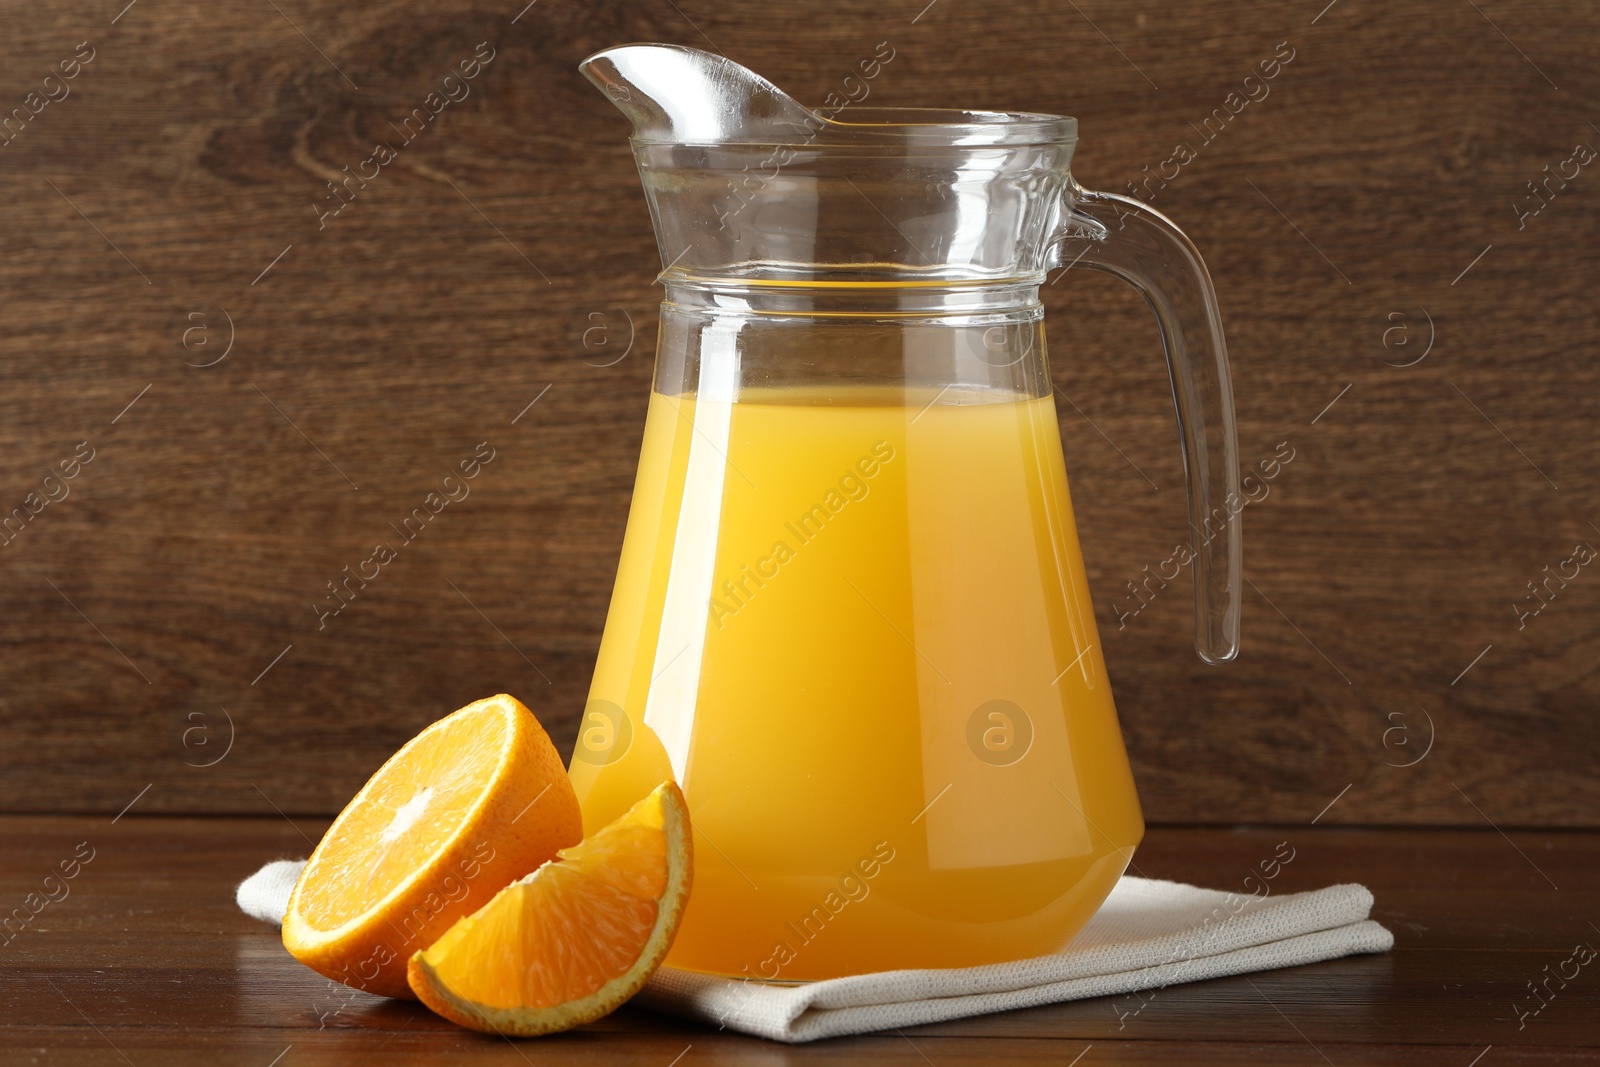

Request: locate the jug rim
(630, 106), (1077, 148)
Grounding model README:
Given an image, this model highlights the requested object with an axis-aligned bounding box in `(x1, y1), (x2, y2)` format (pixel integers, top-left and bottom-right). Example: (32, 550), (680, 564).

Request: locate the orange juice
(570, 384), (1142, 980)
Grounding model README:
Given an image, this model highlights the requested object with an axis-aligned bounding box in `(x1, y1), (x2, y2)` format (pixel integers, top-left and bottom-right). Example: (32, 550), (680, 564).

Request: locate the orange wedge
(406, 781), (692, 1036)
(282, 694), (581, 999)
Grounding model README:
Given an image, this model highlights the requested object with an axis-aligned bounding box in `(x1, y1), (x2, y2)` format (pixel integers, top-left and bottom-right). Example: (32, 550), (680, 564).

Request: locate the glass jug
(571, 44), (1240, 981)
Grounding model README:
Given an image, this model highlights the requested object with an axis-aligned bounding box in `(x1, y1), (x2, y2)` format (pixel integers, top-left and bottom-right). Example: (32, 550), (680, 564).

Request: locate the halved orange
(282, 694), (582, 999)
(407, 780), (692, 1036)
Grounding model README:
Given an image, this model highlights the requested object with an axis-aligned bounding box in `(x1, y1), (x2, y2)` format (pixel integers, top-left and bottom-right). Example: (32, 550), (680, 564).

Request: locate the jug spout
(577, 43), (1080, 285)
(579, 44), (823, 145)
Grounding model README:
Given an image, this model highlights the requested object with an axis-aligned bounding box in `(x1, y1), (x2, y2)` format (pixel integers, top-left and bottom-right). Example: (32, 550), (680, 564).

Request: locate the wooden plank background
(0, 0), (1595, 825)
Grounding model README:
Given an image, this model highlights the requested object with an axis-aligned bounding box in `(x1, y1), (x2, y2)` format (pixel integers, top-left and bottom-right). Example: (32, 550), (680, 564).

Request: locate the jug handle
(1052, 180), (1241, 664)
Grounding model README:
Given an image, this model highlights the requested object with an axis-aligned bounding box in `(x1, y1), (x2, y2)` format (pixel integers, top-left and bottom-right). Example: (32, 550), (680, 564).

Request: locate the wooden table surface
(3, 817), (1595, 1065)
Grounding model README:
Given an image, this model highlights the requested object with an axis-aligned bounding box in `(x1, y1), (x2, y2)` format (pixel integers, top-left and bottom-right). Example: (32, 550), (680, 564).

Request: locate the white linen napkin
(238, 860), (1391, 1043)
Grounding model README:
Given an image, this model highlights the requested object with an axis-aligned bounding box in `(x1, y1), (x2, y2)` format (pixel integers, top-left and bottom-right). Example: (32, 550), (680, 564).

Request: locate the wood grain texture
(3, 818), (1597, 1061)
(0, 1), (1596, 821)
